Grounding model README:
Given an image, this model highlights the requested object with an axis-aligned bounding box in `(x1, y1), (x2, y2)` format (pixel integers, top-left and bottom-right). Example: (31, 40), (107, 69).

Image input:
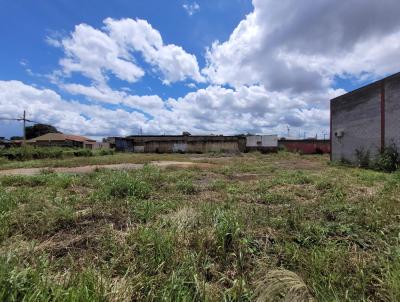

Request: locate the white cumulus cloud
(104, 18), (204, 84)
(203, 0), (400, 93)
(59, 24), (145, 84)
(53, 18), (204, 85)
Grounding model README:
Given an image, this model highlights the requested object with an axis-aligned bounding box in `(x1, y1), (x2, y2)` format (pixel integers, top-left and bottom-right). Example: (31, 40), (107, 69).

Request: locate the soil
(0, 161), (215, 176)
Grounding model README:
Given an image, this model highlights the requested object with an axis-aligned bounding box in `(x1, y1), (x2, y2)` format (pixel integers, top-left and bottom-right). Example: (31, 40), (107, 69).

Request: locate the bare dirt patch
(0, 161), (215, 176)
(151, 161), (214, 169)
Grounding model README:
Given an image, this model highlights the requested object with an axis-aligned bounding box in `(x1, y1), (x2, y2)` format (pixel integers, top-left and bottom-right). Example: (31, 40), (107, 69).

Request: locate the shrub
(374, 144), (400, 173)
(0, 146), (95, 161)
(98, 149), (114, 156)
(73, 149), (93, 157)
(354, 144), (400, 173)
(0, 146), (63, 160)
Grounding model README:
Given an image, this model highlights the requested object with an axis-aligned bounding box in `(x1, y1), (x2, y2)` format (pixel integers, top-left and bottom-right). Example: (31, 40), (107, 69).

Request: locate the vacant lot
(0, 152), (399, 301)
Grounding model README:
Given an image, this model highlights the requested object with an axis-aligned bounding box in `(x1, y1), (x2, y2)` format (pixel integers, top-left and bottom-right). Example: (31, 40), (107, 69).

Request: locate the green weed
(96, 171), (151, 199)
(176, 179), (197, 195)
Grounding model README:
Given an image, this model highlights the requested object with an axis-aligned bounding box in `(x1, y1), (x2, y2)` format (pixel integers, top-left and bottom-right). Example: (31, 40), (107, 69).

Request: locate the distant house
(27, 133), (96, 149)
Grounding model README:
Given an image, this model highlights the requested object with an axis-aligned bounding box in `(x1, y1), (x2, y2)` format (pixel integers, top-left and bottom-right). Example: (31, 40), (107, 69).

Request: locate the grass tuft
(255, 269), (314, 302)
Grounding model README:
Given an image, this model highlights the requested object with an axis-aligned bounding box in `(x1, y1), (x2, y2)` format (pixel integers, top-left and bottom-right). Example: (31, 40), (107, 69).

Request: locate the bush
(354, 144), (400, 173)
(0, 146), (96, 161)
(374, 144), (400, 173)
(96, 149), (115, 156)
(72, 149), (93, 157)
(0, 146), (64, 161)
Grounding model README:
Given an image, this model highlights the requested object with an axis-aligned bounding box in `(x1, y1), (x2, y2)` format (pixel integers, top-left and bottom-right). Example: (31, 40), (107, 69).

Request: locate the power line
(0, 118), (21, 121)
(0, 111), (62, 144)
(1, 113), (120, 140)
(2, 114), (66, 133)
(0, 111), (28, 144)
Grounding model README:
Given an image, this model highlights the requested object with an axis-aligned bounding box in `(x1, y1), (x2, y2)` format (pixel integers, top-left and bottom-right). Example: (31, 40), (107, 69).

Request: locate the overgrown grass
(0, 152), (399, 301)
(0, 146), (115, 162)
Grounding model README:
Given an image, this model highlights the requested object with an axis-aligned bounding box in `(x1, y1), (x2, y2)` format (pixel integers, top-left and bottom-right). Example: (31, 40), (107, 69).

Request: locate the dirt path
(0, 161), (214, 176)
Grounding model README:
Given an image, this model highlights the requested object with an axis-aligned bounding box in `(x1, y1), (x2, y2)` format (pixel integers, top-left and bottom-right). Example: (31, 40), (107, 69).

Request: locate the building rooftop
(28, 133), (96, 143)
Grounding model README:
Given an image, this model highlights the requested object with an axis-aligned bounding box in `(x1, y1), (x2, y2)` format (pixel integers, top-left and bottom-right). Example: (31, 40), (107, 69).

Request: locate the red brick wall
(279, 140), (331, 154)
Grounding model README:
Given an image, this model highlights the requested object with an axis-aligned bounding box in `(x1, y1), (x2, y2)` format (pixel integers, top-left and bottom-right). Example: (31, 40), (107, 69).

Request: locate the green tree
(25, 124), (61, 140)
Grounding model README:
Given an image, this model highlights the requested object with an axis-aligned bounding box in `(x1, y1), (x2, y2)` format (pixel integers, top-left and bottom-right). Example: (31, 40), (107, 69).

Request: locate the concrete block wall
(144, 140), (240, 153)
(331, 72), (400, 163)
(385, 75), (400, 148)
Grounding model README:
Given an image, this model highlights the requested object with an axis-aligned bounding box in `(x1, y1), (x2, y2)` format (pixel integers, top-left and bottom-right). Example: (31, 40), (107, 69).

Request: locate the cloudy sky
(1, 0), (400, 139)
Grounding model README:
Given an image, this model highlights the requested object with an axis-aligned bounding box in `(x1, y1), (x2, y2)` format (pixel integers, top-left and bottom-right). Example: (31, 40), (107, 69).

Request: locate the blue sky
(1, 0), (400, 139)
(0, 0), (251, 87)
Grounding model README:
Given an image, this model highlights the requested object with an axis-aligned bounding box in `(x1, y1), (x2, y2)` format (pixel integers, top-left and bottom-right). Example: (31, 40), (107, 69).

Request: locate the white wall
(246, 135), (278, 147)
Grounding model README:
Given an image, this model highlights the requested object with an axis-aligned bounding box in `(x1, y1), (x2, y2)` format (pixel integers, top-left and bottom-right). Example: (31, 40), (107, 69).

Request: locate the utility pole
(22, 110), (26, 145)
(0, 111), (35, 144)
(287, 125), (290, 138)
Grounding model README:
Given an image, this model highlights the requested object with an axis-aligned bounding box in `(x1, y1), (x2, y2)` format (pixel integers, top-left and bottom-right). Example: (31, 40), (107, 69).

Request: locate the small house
(27, 133), (96, 149)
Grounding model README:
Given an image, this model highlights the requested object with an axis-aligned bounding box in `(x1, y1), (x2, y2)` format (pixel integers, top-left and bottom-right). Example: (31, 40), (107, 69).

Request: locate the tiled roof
(28, 133), (96, 143)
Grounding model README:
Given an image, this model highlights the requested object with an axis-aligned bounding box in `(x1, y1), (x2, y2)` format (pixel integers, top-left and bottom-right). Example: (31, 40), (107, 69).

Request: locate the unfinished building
(110, 134), (278, 154)
(331, 72), (400, 163)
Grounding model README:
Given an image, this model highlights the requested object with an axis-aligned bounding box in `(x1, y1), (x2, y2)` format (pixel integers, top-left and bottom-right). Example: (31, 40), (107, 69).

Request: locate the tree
(25, 124), (61, 140)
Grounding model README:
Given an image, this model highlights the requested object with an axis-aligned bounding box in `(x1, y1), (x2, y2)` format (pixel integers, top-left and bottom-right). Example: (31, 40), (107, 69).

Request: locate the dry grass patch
(1, 152), (399, 301)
